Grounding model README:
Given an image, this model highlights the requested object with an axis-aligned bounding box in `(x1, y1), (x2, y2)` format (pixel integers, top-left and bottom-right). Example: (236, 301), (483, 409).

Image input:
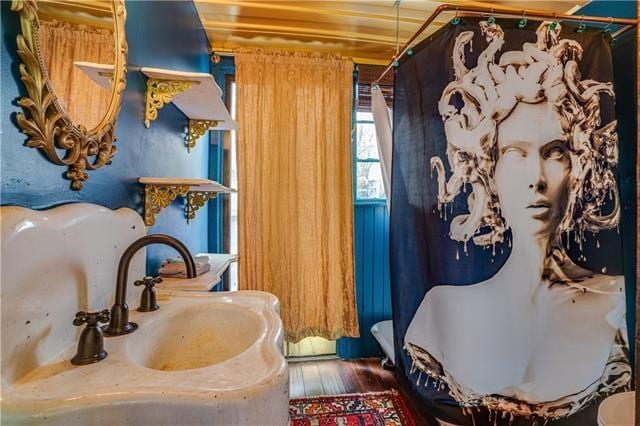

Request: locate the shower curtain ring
(602, 17), (613, 35)
(451, 6), (461, 26)
(518, 10), (527, 28)
(487, 8), (496, 26)
(576, 15), (586, 32)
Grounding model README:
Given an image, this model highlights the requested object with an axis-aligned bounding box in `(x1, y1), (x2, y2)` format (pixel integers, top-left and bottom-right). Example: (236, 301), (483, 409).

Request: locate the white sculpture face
(495, 101), (571, 241)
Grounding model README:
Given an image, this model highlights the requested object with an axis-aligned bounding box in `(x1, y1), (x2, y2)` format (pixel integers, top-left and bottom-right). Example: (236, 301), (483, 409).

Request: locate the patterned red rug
(289, 390), (416, 426)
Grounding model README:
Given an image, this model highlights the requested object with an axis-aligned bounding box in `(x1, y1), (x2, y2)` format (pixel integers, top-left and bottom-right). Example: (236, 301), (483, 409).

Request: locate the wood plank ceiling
(37, 1), (113, 29)
(194, 0), (588, 64)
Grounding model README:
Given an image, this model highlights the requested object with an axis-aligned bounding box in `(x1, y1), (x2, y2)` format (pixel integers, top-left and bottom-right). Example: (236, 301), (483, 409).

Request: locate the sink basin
(3, 291), (289, 425)
(128, 303), (262, 371)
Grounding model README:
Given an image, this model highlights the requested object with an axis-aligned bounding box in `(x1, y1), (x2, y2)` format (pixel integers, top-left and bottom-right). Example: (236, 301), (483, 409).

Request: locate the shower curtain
(371, 85), (393, 209)
(390, 18), (633, 425)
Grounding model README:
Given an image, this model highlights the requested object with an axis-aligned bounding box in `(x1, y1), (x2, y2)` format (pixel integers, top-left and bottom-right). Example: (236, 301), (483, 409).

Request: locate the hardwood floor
(289, 357), (438, 425)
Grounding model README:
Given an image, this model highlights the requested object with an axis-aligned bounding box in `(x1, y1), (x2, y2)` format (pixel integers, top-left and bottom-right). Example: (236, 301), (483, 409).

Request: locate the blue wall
(337, 203), (392, 358)
(1, 1), (212, 272)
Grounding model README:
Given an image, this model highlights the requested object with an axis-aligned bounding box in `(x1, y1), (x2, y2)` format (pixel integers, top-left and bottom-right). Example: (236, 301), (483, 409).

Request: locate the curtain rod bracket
(576, 16), (586, 33)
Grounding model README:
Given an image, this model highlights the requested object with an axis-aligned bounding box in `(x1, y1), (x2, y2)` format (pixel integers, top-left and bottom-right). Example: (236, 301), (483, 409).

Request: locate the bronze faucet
(103, 234), (196, 337)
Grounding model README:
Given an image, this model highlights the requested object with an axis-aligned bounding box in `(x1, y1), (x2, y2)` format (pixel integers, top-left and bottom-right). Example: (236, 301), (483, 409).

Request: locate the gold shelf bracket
(143, 184), (190, 226)
(187, 119), (220, 151)
(186, 191), (218, 222)
(144, 79), (193, 128)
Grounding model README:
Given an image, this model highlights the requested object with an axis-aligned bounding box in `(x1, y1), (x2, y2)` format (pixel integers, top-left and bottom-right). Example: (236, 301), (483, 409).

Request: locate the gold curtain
(38, 20), (114, 130)
(235, 49), (359, 343)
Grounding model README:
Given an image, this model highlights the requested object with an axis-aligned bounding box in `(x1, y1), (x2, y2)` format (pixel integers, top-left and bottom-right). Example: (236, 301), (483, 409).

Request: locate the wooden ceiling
(194, 0), (588, 64)
(38, 1), (114, 29)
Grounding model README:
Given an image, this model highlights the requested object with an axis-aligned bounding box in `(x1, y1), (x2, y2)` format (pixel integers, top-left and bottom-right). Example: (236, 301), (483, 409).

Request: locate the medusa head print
(403, 20), (630, 421)
(433, 21), (619, 252)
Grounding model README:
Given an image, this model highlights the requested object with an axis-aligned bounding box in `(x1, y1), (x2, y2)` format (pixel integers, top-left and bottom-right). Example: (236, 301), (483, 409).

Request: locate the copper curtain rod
(374, 3), (638, 85)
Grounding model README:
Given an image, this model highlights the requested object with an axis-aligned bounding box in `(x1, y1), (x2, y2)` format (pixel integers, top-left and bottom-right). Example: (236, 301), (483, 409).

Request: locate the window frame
(353, 113), (387, 205)
(209, 57), (237, 291)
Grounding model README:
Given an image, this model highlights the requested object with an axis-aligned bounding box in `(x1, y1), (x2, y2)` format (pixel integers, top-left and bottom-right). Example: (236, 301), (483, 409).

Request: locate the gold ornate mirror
(12, 0), (127, 190)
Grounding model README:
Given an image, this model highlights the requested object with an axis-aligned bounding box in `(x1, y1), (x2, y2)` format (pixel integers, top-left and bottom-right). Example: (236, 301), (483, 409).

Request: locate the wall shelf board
(139, 177), (234, 192)
(160, 253), (238, 291)
(139, 177), (234, 226)
(74, 61), (114, 89)
(141, 67), (237, 151)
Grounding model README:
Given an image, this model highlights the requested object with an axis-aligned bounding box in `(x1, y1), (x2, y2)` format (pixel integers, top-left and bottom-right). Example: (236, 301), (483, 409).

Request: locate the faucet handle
(71, 309), (109, 366)
(73, 309), (110, 327)
(135, 276), (162, 312)
(134, 276), (163, 289)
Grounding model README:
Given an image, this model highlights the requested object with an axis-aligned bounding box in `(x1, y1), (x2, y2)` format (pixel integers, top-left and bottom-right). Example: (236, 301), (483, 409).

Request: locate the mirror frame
(11, 0), (127, 190)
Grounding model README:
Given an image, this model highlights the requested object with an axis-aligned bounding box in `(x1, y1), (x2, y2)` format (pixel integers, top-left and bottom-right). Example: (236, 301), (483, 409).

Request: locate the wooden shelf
(160, 253), (238, 292)
(75, 61), (114, 89)
(138, 177), (235, 226)
(141, 67), (237, 151)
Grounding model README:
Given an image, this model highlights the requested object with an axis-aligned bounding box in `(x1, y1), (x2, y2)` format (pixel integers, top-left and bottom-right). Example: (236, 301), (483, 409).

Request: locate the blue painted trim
(351, 67), (358, 202)
(208, 57), (235, 291)
(354, 200), (387, 206)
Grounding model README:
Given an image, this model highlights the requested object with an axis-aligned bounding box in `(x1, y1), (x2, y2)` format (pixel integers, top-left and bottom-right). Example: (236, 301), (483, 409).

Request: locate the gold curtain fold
(235, 49), (359, 343)
(38, 20), (114, 130)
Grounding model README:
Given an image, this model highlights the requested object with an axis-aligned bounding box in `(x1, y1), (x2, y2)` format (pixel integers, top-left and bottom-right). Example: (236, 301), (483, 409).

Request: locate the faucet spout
(103, 234), (196, 336)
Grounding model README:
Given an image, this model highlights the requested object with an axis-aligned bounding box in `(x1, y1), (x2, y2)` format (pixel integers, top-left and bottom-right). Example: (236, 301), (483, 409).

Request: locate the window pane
(356, 122), (378, 160)
(356, 162), (386, 199)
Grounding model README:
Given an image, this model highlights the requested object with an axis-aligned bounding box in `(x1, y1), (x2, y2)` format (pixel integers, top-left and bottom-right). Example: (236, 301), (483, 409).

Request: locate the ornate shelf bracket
(139, 178), (232, 226)
(140, 67), (237, 151)
(143, 184), (190, 226)
(144, 79), (194, 128)
(187, 119), (220, 151)
(186, 191), (218, 222)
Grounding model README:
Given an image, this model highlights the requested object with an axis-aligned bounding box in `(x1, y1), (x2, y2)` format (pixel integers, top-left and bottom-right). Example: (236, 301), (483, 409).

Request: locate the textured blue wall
(338, 203), (392, 359)
(1, 1), (212, 273)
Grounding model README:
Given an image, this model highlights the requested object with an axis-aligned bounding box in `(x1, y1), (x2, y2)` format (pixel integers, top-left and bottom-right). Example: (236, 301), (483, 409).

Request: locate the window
(355, 111), (386, 201)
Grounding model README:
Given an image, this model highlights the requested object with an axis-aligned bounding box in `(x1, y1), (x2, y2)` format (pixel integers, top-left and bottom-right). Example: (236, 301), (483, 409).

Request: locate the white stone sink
(128, 300), (262, 371)
(3, 291), (289, 425)
(1, 204), (288, 425)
